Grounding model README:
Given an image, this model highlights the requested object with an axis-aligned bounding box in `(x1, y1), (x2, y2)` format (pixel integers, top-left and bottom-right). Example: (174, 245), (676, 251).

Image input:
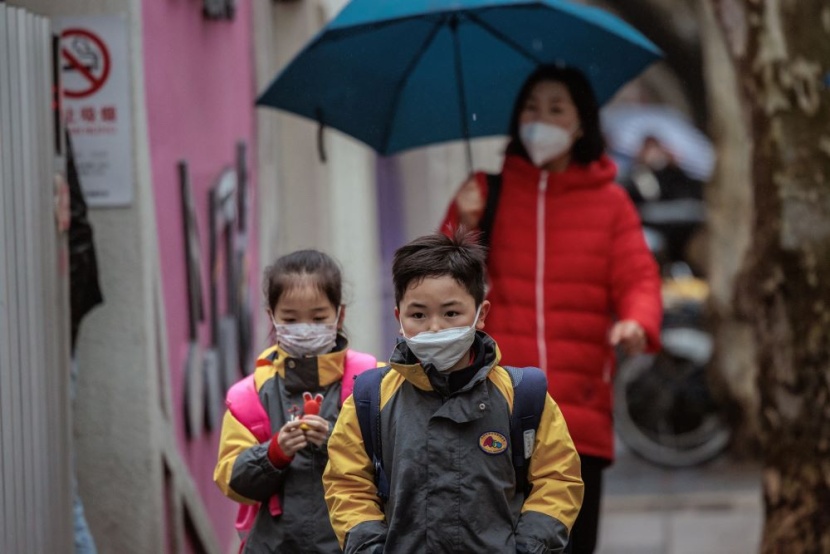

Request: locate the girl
(214, 250), (377, 553)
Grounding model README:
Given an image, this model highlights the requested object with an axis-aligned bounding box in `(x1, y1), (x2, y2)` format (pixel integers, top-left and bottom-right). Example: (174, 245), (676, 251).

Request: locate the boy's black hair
(262, 249), (342, 312)
(392, 228), (487, 306)
(505, 65), (605, 165)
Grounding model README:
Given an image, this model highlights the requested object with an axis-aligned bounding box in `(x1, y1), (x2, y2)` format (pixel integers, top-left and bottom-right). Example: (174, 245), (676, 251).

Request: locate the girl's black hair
(262, 250), (342, 312)
(505, 65), (605, 165)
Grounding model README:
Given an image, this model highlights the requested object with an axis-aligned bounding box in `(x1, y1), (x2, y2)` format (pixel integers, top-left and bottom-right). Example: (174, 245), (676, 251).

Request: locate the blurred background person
(622, 135), (705, 273)
(66, 131), (104, 554)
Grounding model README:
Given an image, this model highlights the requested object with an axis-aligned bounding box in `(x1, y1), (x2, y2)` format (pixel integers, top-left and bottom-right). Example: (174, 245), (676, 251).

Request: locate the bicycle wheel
(614, 333), (731, 468)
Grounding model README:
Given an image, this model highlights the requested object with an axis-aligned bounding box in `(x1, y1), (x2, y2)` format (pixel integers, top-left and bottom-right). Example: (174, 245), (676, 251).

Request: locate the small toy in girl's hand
(303, 392), (323, 416)
(300, 392), (324, 430)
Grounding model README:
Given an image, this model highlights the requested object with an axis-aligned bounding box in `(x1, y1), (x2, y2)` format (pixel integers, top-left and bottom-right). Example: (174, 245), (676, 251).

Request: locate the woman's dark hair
(262, 250), (342, 312)
(505, 65), (605, 165)
(392, 228), (487, 306)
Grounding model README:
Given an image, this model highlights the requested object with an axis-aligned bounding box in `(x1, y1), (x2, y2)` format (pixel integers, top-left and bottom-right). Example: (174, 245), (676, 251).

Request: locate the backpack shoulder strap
(226, 374), (271, 443)
(227, 375), (282, 534)
(505, 366), (548, 495)
(352, 366), (392, 502)
(341, 350), (378, 405)
(479, 172), (503, 251)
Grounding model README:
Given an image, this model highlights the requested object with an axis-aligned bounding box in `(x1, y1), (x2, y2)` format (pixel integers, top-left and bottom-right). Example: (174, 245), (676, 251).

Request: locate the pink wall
(141, 1), (258, 549)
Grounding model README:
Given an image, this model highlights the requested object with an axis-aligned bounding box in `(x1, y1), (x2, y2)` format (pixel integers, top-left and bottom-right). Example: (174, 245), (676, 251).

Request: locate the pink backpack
(224, 349), (378, 539)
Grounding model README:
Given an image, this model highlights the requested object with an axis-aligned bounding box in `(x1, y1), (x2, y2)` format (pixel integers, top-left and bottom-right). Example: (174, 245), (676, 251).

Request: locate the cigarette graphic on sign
(60, 28), (111, 99)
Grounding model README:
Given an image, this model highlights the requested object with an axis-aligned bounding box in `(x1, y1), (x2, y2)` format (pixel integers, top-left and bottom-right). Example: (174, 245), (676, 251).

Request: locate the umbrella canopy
(257, 0), (661, 157)
(601, 104), (715, 181)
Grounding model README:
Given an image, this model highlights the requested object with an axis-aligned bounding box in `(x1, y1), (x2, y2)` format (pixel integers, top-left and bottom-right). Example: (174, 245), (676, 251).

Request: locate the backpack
(225, 349), (378, 537)
(352, 364), (547, 502)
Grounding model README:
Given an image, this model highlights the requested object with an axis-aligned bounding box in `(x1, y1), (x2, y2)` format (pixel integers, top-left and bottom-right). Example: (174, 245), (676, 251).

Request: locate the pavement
(596, 439), (763, 554)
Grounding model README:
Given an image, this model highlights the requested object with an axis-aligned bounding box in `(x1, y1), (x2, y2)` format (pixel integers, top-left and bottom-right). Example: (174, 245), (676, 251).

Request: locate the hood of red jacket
(502, 153), (618, 192)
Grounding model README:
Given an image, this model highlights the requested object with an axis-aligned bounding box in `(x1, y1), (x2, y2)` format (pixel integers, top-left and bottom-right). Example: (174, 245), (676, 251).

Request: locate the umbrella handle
(463, 139), (473, 175)
(316, 108), (327, 163)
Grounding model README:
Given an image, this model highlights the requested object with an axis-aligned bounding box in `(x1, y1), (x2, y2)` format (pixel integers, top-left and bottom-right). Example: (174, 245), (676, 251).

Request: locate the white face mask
(520, 121), (575, 167)
(401, 306), (482, 373)
(273, 309), (340, 358)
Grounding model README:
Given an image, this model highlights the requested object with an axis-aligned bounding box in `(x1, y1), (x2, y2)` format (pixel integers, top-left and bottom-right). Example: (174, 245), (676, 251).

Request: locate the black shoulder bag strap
(479, 173), (503, 251)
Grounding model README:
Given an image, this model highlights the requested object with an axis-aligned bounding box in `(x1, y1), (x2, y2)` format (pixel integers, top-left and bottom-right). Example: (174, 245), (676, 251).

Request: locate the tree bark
(708, 0), (830, 551)
(608, 0), (766, 455)
(700, 0), (760, 455)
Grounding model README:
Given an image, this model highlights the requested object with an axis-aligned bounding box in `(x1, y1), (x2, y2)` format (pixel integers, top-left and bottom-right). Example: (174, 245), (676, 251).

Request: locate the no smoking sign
(60, 28), (111, 99)
(57, 15), (133, 207)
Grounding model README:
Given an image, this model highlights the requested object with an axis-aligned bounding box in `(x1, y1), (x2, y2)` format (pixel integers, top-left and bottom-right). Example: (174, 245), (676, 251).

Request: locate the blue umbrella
(257, 0), (661, 166)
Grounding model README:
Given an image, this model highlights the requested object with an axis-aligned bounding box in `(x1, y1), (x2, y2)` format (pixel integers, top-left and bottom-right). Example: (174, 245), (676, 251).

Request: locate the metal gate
(0, 5), (74, 552)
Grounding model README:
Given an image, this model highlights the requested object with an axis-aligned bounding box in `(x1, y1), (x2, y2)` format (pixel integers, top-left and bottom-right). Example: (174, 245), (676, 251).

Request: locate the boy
(323, 230), (583, 553)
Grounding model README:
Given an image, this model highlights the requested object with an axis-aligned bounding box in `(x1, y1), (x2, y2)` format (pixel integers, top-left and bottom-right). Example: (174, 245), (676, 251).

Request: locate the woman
(440, 65), (662, 554)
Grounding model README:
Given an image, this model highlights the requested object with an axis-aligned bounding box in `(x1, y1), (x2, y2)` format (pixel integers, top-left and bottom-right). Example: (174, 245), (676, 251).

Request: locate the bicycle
(614, 263), (731, 468)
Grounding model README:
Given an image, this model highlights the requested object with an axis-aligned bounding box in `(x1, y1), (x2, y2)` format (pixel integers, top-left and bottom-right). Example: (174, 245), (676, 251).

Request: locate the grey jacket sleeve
(515, 511), (570, 554)
(227, 441), (288, 502)
(344, 520), (388, 554)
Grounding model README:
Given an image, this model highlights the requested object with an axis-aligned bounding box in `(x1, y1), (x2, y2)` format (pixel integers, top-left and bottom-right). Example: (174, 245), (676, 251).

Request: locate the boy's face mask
(401, 305), (482, 373)
(273, 309), (340, 358)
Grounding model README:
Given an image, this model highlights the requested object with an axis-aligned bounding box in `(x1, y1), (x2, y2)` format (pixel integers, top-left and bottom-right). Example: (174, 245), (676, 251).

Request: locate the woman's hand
(455, 176), (485, 230)
(277, 419), (308, 456)
(300, 415), (331, 447)
(609, 320), (647, 356)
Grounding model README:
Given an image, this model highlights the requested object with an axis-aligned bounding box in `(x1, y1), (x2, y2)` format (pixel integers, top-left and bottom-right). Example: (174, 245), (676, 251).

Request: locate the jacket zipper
(536, 171), (548, 372)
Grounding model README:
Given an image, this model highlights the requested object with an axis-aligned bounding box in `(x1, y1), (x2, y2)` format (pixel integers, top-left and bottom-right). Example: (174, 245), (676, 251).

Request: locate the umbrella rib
(380, 17), (446, 155)
(450, 15), (474, 171)
(465, 10), (544, 65)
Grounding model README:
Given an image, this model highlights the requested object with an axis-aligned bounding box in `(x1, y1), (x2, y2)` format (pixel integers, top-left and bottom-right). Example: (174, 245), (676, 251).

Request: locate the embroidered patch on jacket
(479, 432), (508, 455)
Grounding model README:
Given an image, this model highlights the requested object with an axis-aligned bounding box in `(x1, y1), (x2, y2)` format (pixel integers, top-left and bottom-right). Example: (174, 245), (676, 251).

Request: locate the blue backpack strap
(352, 366), (392, 503)
(505, 366), (548, 495)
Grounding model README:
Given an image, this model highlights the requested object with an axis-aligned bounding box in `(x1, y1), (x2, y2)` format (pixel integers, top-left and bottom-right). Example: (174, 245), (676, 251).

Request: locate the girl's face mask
(273, 308), (340, 358)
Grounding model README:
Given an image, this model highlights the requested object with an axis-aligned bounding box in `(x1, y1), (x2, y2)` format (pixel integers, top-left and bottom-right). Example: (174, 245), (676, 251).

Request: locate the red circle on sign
(60, 28), (111, 99)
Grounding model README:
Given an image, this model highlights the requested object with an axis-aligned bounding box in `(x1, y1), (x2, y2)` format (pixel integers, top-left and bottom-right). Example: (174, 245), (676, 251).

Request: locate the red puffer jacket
(441, 154), (662, 461)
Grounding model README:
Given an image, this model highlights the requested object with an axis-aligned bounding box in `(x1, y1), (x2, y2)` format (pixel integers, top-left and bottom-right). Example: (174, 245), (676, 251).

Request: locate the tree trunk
(708, 1), (830, 551)
(699, 0), (760, 456)
(601, 0), (767, 457)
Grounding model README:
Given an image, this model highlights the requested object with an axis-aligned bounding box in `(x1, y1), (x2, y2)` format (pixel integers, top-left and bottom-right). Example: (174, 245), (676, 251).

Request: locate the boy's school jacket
(214, 340), (376, 553)
(323, 332), (584, 554)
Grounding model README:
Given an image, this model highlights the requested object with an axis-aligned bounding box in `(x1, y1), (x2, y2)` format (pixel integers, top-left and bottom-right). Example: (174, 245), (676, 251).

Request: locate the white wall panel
(0, 6), (73, 552)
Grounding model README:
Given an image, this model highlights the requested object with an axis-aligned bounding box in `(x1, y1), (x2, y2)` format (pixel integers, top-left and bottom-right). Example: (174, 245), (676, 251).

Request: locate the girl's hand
(455, 176), (484, 230)
(609, 320), (647, 356)
(278, 419), (308, 456)
(300, 415), (331, 447)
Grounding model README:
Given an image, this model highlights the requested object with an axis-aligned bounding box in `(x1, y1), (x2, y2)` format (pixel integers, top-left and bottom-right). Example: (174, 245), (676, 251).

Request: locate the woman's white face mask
(401, 305), (482, 373)
(520, 121), (576, 167)
(273, 308), (340, 357)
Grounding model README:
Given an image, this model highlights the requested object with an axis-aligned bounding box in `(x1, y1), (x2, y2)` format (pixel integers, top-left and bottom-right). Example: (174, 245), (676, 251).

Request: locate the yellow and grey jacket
(214, 339), (354, 553)
(323, 333), (584, 554)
